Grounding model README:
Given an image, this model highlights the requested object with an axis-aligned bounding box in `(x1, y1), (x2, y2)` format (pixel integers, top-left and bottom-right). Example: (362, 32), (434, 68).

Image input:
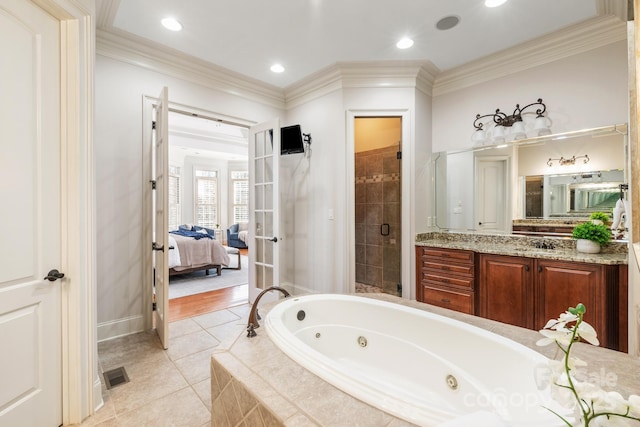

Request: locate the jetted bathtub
(265, 294), (570, 427)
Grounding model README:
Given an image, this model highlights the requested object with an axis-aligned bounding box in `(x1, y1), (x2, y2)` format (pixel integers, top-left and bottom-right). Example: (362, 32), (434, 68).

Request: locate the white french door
(248, 119), (281, 302)
(0, 1), (62, 425)
(152, 87), (170, 349)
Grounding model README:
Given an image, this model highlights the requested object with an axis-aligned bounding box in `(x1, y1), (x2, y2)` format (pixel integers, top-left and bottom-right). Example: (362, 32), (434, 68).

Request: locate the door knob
(268, 237), (278, 242)
(44, 269), (65, 282)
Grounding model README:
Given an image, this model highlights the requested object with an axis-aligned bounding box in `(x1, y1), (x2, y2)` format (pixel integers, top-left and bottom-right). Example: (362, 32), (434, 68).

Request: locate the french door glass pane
(265, 183), (273, 210)
(256, 264), (264, 288)
(265, 241), (273, 265)
(264, 266), (274, 287)
(264, 211), (273, 237)
(255, 132), (265, 157)
(265, 156), (273, 183)
(255, 159), (263, 186)
(256, 238), (264, 264)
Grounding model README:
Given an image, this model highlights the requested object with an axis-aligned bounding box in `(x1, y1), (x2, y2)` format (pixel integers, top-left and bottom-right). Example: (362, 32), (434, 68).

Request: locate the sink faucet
(246, 286), (291, 338)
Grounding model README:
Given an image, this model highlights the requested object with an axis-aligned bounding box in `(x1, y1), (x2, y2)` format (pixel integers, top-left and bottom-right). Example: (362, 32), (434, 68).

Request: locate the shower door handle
(380, 223), (390, 236)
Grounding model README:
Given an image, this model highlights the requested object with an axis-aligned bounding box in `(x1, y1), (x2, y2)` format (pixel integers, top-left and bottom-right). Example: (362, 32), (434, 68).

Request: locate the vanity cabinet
(478, 254), (619, 349)
(416, 247), (475, 315)
(416, 246), (626, 351)
(478, 254), (534, 329)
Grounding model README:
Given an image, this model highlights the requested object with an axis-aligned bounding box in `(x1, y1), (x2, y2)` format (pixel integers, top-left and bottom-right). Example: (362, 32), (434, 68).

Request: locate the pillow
(179, 224), (194, 231)
(196, 228), (208, 235)
(238, 222), (248, 232)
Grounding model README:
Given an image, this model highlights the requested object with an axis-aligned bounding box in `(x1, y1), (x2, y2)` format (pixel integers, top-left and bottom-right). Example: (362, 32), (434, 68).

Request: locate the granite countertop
(416, 231), (628, 265)
(211, 294), (640, 426)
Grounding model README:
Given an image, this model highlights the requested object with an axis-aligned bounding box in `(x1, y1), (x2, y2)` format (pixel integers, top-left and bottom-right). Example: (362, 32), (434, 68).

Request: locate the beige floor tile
(166, 330), (220, 361)
(193, 378), (212, 412)
(227, 303), (251, 318)
(174, 348), (213, 385)
(170, 317), (204, 339)
(116, 386), (210, 427)
(108, 360), (188, 414)
(206, 320), (246, 342)
(192, 309), (241, 329)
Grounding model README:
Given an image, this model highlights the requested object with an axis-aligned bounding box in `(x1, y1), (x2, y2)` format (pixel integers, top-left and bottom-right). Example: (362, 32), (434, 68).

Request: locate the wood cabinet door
(535, 260), (606, 341)
(479, 254), (534, 328)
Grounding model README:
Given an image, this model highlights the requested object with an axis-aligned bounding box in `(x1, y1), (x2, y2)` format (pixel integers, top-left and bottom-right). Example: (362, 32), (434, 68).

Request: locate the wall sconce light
(547, 154), (589, 167)
(472, 98), (550, 145)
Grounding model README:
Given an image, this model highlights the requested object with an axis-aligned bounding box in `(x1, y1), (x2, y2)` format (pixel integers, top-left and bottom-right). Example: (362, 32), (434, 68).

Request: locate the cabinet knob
(441, 298), (450, 304)
(525, 265), (530, 272)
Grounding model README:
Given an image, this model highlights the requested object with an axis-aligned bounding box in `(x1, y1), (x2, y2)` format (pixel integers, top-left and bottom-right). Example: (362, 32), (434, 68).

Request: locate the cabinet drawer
(420, 247), (474, 265)
(422, 260), (474, 277)
(422, 272), (475, 289)
(423, 285), (474, 314)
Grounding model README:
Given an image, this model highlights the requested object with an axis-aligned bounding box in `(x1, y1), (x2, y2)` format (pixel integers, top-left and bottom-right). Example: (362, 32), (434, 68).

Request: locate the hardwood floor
(168, 246), (250, 321)
(169, 284), (249, 321)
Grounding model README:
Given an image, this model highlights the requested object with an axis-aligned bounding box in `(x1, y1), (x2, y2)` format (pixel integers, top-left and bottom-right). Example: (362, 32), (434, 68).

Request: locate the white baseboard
(93, 374), (104, 413)
(280, 281), (317, 296)
(97, 314), (145, 342)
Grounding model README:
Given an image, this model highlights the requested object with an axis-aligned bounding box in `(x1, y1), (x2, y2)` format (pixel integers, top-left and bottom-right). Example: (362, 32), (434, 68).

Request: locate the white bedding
(238, 230), (248, 243)
(168, 235), (181, 269)
(168, 233), (230, 271)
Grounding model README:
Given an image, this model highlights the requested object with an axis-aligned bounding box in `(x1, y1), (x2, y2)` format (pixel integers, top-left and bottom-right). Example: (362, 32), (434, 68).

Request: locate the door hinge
(396, 151), (402, 160)
(150, 179), (156, 190)
(397, 283), (402, 294)
(152, 302), (157, 311)
(152, 121), (156, 130)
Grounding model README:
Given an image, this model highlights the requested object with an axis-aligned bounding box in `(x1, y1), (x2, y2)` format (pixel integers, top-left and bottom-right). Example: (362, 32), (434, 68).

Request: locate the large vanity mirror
(433, 124), (628, 232)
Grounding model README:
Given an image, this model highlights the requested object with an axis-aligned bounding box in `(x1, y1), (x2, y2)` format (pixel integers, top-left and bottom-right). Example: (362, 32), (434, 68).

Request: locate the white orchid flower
(537, 327), (574, 347)
(576, 320), (600, 346)
(628, 394), (640, 416)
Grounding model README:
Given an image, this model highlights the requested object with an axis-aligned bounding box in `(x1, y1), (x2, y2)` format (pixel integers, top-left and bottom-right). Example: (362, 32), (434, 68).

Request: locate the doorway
(475, 157), (510, 232)
(354, 117), (402, 295)
(167, 111), (250, 303)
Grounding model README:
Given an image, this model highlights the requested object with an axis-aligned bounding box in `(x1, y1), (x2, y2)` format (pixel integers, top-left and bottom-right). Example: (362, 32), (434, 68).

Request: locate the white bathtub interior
(265, 294), (570, 427)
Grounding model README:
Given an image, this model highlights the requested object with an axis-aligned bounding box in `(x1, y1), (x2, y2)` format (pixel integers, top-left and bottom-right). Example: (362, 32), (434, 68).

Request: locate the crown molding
(596, 0), (629, 21)
(284, 61), (439, 109)
(96, 0), (119, 28)
(96, 29), (286, 109)
(433, 15), (627, 97)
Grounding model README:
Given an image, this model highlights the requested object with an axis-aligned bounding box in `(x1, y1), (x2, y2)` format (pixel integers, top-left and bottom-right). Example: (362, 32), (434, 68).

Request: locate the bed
(167, 228), (230, 276)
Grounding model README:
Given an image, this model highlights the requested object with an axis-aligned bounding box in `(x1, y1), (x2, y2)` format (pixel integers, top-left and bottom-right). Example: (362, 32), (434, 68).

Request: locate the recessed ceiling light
(161, 17), (182, 31)
(485, 0), (508, 7)
(436, 15), (460, 31)
(270, 64), (285, 73)
(396, 38), (414, 49)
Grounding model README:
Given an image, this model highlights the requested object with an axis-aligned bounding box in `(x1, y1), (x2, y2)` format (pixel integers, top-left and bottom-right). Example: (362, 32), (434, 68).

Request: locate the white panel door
(248, 119), (280, 302)
(476, 159), (507, 231)
(0, 1), (62, 425)
(153, 87), (170, 349)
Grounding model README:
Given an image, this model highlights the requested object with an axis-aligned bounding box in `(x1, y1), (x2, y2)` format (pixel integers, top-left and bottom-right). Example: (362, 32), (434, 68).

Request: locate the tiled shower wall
(355, 145), (401, 294)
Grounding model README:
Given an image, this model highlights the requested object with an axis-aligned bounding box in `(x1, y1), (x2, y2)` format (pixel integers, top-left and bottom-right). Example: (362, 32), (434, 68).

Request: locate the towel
(611, 198), (627, 230)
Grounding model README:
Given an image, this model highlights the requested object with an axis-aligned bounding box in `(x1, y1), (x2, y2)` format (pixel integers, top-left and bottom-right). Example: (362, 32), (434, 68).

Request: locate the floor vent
(103, 366), (129, 389)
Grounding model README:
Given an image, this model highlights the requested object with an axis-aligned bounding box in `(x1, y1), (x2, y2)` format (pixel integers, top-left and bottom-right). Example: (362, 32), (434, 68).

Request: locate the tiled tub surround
(415, 231), (628, 265)
(212, 294), (640, 426)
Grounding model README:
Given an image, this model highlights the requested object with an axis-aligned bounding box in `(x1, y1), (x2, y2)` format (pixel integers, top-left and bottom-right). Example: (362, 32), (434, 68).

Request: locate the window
(195, 168), (218, 228)
(231, 170), (249, 224)
(168, 165), (181, 231)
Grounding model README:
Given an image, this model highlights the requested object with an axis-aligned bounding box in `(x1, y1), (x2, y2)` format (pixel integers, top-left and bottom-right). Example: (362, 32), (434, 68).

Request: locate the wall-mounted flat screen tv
(281, 124), (305, 155)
